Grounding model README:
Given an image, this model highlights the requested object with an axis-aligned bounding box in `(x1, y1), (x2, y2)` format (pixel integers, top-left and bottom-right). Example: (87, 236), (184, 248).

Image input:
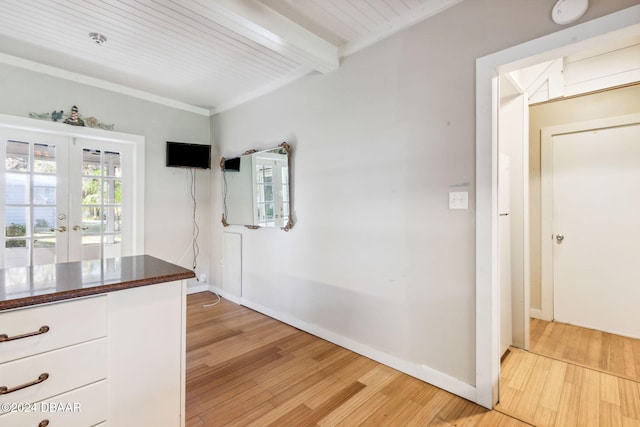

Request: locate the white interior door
(497, 83), (530, 352)
(550, 122), (640, 338)
(498, 153), (512, 357)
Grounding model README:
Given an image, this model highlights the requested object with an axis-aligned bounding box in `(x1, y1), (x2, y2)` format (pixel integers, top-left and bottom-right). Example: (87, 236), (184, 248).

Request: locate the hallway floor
(495, 319), (640, 426)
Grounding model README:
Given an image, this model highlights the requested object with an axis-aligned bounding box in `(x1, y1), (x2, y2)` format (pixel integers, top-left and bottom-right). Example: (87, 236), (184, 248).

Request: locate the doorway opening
(0, 114), (145, 269)
(475, 6), (640, 409)
(499, 42), (640, 353)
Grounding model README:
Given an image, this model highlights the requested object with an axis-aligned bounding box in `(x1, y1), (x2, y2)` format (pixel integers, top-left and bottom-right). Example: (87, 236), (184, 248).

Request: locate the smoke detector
(89, 32), (107, 45)
(552, 0), (589, 25)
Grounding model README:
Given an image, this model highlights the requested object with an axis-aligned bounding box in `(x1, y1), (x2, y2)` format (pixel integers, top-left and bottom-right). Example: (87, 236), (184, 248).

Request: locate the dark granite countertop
(0, 255), (195, 311)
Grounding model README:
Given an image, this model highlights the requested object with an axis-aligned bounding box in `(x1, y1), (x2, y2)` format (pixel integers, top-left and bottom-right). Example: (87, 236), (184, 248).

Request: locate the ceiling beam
(339, 0), (464, 57)
(185, 0), (339, 73)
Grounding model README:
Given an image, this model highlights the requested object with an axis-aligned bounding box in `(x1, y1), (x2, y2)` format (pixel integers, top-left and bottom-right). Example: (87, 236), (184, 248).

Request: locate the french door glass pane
(33, 207), (55, 237)
(82, 178), (101, 205)
(33, 174), (56, 204)
(34, 143), (56, 173)
(3, 140), (58, 268)
(81, 207), (100, 232)
(6, 141), (29, 171)
(5, 207), (28, 236)
(102, 207), (121, 232)
(103, 179), (121, 204)
(105, 151), (121, 177)
(5, 174), (28, 204)
(80, 148), (122, 260)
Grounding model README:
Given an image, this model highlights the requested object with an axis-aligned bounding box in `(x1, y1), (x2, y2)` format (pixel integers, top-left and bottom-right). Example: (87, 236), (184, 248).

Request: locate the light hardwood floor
(497, 347), (640, 426)
(185, 292), (528, 426)
(530, 317), (640, 382)
(495, 318), (640, 426)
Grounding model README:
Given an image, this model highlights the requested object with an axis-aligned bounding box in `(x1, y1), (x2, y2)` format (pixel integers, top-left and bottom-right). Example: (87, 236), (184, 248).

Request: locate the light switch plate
(449, 191), (468, 210)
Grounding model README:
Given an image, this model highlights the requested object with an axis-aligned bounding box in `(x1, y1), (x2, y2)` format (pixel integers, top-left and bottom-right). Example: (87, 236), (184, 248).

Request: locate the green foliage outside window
(6, 223), (27, 247)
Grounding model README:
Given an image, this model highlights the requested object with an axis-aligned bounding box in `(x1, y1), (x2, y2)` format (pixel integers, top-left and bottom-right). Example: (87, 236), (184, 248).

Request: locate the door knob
(556, 234), (564, 243)
(50, 226), (67, 232)
(73, 225), (89, 231)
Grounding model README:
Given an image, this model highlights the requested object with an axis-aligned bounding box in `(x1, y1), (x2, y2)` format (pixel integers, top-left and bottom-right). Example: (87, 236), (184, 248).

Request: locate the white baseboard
(530, 308), (552, 321)
(208, 285), (242, 305)
(186, 283), (209, 295)
(239, 298), (477, 403)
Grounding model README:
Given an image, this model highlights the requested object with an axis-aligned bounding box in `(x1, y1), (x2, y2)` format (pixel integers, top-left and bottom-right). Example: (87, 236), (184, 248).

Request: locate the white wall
(210, 0), (639, 395)
(0, 63), (211, 283)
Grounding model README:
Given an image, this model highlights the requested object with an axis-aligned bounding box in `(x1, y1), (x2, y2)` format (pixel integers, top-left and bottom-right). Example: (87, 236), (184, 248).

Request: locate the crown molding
(0, 53), (211, 116)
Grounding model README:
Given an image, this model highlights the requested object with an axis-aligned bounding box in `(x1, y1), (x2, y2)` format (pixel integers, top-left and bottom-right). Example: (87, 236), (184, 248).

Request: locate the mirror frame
(220, 142), (293, 231)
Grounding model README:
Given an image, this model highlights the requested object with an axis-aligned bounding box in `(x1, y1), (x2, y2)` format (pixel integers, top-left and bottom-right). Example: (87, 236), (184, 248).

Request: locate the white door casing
(541, 114), (640, 338)
(476, 7), (640, 408)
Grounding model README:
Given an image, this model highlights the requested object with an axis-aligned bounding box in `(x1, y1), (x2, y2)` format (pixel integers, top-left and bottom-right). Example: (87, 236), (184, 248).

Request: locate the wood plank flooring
(497, 347), (640, 427)
(185, 292), (527, 426)
(530, 317), (640, 382)
(496, 318), (640, 426)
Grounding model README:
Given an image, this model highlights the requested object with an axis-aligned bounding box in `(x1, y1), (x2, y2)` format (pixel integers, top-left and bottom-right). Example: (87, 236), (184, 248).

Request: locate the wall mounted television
(166, 141), (211, 169)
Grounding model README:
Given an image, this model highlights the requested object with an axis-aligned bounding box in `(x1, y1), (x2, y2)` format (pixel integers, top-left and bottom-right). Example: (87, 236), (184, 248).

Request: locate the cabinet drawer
(0, 339), (106, 412)
(0, 296), (106, 364)
(0, 380), (107, 427)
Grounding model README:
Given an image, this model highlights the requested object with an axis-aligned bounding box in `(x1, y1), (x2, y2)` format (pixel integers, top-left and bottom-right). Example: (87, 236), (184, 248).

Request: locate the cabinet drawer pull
(39, 420), (50, 427)
(0, 325), (50, 342)
(0, 373), (49, 395)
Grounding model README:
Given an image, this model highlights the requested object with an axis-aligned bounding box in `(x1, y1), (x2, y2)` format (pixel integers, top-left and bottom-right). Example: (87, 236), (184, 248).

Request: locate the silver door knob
(556, 234), (564, 243)
(50, 226), (67, 232)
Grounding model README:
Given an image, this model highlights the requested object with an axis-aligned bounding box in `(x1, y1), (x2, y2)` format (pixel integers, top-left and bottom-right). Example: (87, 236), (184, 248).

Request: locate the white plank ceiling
(0, 0), (463, 115)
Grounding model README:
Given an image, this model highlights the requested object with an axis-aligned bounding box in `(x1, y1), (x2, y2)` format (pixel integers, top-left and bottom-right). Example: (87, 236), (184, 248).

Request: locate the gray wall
(0, 63), (212, 280)
(210, 0), (639, 387)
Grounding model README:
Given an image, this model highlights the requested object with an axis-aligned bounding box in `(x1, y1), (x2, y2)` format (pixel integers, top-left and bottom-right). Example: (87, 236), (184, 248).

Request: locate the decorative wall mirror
(221, 142), (293, 231)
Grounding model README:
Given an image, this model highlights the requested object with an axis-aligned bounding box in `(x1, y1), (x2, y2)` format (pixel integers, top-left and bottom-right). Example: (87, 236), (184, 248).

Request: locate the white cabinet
(107, 280), (186, 426)
(0, 296), (107, 365)
(0, 381), (107, 427)
(0, 280), (186, 427)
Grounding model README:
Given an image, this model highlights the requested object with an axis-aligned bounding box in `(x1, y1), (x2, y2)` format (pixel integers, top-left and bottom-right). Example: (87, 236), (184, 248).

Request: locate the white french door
(1, 130), (133, 268)
(69, 138), (132, 263)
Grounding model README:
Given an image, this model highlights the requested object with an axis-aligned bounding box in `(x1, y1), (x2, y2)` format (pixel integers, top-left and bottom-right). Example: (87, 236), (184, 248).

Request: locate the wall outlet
(199, 273), (207, 283)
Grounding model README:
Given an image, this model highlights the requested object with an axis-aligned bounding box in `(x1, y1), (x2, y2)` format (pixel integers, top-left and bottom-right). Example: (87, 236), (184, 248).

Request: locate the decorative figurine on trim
(28, 106), (113, 130)
(29, 112), (50, 120)
(86, 116), (99, 128)
(51, 110), (64, 122)
(64, 105), (85, 126)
